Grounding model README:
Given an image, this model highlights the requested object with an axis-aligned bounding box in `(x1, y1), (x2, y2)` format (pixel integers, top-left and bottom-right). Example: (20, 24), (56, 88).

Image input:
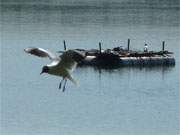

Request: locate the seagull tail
(68, 75), (79, 86)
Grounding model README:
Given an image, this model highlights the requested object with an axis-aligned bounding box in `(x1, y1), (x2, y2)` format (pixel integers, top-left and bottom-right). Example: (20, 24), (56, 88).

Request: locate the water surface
(1, 1), (180, 135)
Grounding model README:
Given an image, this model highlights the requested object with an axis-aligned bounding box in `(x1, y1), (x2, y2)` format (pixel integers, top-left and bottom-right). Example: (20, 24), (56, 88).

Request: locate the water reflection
(78, 64), (175, 73)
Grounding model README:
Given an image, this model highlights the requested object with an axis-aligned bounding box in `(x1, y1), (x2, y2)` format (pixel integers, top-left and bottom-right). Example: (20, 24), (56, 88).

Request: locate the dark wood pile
(75, 47), (173, 58)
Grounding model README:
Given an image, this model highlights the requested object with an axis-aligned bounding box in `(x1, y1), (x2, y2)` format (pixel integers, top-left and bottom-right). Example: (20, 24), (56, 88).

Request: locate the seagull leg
(62, 79), (67, 92)
(59, 78), (64, 89)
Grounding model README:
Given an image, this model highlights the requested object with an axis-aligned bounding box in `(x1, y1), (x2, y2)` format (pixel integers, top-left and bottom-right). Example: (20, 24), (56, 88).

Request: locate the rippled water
(1, 1), (180, 135)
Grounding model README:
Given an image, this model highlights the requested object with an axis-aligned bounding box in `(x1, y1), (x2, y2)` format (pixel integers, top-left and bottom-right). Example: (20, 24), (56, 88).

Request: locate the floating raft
(77, 47), (175, 67)
(61, 40), (175, 67)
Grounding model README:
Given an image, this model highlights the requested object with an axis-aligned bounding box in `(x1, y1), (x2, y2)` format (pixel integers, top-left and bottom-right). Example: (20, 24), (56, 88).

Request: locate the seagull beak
(40, 71), (43, 75)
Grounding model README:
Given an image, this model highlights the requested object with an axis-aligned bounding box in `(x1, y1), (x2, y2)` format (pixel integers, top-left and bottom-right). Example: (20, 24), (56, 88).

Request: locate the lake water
(1, 1), (180, 135)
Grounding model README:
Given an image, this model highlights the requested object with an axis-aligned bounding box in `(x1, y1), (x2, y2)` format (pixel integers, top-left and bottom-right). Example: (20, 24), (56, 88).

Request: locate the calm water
(1, 1), (180, 135)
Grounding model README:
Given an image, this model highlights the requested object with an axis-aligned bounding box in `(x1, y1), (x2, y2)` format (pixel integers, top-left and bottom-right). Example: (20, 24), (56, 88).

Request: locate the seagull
(24, 47), (85, 92)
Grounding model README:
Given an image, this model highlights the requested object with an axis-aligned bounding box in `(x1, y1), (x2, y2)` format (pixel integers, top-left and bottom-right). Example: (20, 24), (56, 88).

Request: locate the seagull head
(40, 66), (49, 75)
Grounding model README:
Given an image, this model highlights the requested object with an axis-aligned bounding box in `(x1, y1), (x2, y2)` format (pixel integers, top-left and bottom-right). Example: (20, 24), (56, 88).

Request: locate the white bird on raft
(24, 47), (85, 92)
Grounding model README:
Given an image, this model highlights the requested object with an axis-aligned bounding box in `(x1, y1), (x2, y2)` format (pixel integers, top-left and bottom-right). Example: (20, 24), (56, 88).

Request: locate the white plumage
(24, 47), (85, 92)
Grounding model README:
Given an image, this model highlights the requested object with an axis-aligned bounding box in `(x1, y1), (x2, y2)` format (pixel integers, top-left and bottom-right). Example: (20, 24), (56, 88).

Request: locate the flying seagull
(24, 47), (85, 92)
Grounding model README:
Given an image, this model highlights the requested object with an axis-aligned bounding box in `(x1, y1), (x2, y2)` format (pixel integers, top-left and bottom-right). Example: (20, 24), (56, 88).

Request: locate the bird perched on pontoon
(24, 47), (85, 92)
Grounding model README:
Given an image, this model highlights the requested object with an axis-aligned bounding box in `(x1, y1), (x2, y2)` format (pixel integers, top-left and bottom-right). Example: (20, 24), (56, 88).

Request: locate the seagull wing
(58, 49), (85, 72)
(24, 47), (59, 61)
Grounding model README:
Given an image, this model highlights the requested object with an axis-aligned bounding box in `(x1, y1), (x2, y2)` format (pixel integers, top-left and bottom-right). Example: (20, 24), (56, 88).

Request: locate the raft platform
(63, 40), (176, 67)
